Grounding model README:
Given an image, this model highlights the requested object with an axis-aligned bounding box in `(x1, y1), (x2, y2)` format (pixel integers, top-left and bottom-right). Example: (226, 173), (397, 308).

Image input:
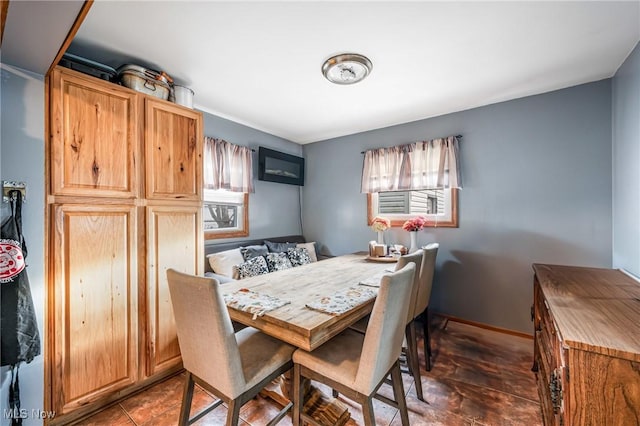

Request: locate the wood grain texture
(145, 205), (203, 376)
(224, 254), (392, 351)
(533, 264), (640, 360)
(51, 204), (138, 413)
(533, 264), (640, 426)
(568, 350), (640, 425)
(46, 68), (205, 422)
(145, 99), (203, 201)
(0, 0), (9, 46)
(50, 67), (138, 198)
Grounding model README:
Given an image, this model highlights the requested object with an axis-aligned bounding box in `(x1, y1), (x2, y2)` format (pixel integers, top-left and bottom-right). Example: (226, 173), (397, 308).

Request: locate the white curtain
(203, 137), (254, 193)
(361, 135), (461, 193)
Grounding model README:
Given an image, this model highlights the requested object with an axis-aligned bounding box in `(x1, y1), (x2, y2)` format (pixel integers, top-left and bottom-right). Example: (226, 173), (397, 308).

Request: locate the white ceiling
(23, 1), (640, 144)
(2, 1), (84, 74)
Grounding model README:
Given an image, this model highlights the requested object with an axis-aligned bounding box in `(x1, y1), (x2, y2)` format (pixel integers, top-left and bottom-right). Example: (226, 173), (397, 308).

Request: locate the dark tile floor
(78, 317), (542, 425)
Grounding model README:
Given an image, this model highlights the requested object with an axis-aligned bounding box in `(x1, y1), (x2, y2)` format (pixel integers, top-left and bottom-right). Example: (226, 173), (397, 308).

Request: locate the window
(203, 137), (253, 239)
(362, 135), (461, 228)
(204, 189), (249, 239)
(367, 188), (458, 228)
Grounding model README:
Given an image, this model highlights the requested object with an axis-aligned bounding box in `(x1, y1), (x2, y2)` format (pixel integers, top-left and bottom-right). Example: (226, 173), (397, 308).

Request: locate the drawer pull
(531, 305), (535, 322)
(549, 368), (563, 414)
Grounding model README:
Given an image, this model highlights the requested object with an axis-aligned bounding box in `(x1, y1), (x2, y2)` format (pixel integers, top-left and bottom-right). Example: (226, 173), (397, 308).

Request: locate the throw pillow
(287, 247), (312, 267)
(296, 242), (318, 262)
(240, 244), (269, 260)
(204, 271), (235, 284)
(265, 252), (293, 272)
(264, 240), (297, 253)
(207, 248), (244, 277)
(233, 256), (269, 279)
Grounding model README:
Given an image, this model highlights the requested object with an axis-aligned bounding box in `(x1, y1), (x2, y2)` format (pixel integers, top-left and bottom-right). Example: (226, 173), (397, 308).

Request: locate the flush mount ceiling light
(322, 53), (372, 85)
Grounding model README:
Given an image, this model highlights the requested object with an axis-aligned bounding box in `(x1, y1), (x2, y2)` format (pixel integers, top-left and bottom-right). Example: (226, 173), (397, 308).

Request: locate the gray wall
(200, 112), (303, 244)
(0, 65), (46, 425)
(302, 80), (613, 334)
(612, 42), (640, 277)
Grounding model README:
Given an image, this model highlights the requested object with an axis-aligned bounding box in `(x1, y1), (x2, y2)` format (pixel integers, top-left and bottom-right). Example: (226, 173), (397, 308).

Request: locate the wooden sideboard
(532, 264), (640, 426)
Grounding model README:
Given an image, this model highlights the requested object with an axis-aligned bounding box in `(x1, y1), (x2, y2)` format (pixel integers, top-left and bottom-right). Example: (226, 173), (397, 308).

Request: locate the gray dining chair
(292, 263), (416, 426)
(349, 250), (427, 401)
(166, 269), (296, 426)
(415, 243), (439, 371)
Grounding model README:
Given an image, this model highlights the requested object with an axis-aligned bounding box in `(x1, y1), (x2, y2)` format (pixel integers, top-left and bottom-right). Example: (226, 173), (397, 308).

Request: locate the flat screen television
(258, 147), (305, 186)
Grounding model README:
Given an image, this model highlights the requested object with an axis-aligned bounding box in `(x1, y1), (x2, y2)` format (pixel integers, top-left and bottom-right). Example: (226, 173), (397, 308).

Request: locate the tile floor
(78, 317), (542, 425)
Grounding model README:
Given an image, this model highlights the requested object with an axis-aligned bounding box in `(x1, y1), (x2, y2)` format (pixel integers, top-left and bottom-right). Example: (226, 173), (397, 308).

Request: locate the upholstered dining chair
(166, 269), (296, 426)
(292, 263), (416, 426)
(415, 243), (439, 371)
(349, 250), (427, 401)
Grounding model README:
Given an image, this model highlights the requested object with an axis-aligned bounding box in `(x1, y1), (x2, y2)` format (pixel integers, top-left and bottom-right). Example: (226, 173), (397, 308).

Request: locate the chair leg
(292, 364), (303, 426)
(361, 395), (376, 426)
(226, 399), (241, 426)
(405, 322), (424, 401)
(390, 361), (410, 426)
(423, 307), (432, 371)
(179, 372), (195, 426)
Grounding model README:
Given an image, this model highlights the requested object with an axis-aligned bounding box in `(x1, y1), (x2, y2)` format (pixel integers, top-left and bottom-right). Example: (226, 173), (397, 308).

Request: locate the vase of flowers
(370, 216), (391, 245)
(402, 216), (426, 253)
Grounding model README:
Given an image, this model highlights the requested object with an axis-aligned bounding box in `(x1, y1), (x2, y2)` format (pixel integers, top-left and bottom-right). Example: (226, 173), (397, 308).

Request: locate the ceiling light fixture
(322, 53), (372, 85)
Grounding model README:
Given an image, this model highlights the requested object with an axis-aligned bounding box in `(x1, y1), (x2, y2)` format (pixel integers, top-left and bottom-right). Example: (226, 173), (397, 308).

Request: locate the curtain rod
(360, 135), (462, 154)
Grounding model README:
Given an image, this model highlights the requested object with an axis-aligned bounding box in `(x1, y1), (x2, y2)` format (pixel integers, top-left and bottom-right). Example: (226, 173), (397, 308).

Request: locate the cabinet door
(50, 204), (138, 414)
(146, 205), (203, 376)
(50, 67), (138, 198)
(145, 99), (202, 200)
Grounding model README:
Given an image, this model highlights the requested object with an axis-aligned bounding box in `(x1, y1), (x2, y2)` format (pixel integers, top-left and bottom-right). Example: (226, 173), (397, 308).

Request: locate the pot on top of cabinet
(117, 64), (172, 100)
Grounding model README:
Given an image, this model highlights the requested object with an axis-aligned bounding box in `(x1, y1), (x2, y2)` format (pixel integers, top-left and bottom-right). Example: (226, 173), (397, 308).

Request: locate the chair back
(166, 269), (246, 398)
(395, 250), (424, 324)
(354, 263), (416, 394)
(414, 243), (439, 319)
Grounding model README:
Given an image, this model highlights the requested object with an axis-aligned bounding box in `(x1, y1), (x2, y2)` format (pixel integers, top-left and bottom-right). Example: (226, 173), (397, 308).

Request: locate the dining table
(222, 252), (396, 351)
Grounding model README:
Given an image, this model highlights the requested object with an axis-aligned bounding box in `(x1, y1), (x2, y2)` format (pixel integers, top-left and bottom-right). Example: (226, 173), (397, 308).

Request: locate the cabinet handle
(549, 368), (563, 414)
(531, 305), (535, 322)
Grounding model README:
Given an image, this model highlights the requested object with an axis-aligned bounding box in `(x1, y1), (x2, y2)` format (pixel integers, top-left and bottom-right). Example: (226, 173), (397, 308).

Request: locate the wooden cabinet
(47, 67), (203, 422)
(146, 205), (203, 376)
(145, 99), (202, 201)
(50, 204), (139, 414)
(50, 68), (138, 199)
(532, 264), (640, 426)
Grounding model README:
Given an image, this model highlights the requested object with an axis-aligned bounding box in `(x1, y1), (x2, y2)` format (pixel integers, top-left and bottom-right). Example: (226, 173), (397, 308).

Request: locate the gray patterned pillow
(265, 252), (293, 272)
(287, 247), (312, 267)
(233, 256), (269, 279)
(240, 244), (269, 260)
(264, 240), (297, 253)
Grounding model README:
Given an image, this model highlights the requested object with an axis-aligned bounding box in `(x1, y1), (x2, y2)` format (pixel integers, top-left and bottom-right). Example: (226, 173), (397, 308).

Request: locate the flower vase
(377, 231), (385, 245)
(409, 231), (418, 253)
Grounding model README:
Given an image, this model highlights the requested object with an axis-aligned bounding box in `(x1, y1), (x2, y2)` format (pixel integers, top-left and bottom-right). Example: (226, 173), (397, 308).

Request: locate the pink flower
(402, 216), (427, 232)
(370, 216), (391, 232)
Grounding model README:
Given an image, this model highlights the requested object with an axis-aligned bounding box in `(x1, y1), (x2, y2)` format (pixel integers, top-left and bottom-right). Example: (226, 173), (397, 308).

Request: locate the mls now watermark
(4, 408), (56, 420)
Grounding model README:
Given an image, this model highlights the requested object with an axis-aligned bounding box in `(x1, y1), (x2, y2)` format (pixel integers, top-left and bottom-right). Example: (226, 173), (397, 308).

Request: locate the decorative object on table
(364, 255), (398, 263)
(403, 216), (426, 253)
(305, 286), (377, 315)
(223, 288), (290, 320)
(370, 216), (391, 244)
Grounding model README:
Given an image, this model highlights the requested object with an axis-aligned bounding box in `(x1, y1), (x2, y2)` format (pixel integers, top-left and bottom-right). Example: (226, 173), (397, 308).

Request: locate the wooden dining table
(223, 252), (395, 351)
